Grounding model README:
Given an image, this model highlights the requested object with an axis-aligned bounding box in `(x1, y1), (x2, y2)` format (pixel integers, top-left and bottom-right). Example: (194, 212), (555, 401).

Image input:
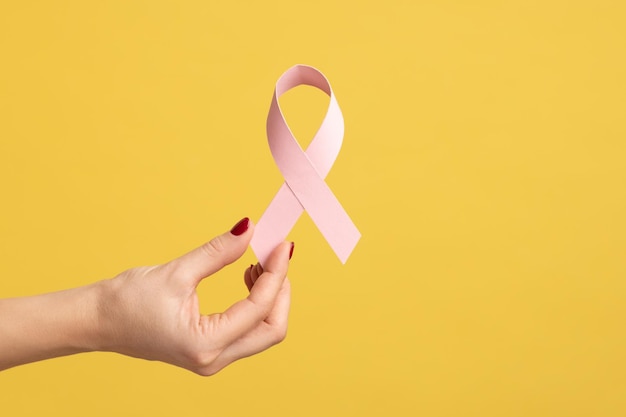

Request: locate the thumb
(168, 217), (254, 287)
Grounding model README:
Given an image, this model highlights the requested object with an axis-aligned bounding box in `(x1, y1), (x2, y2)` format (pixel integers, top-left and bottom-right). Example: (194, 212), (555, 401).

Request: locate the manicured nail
(289, 242), (295, 260)
(230, 217), (250, 236)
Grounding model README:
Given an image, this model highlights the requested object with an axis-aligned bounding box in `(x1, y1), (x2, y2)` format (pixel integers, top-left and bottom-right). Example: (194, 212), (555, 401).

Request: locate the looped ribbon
(251, 65), (361, 266)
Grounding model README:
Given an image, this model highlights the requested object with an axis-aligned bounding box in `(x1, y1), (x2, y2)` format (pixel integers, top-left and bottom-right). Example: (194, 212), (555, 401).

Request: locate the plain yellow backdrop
(1, 1), (624, 416)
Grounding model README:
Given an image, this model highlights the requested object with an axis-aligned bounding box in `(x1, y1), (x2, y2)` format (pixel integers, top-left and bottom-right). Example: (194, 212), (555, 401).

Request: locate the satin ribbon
(251, 65), (360, 266)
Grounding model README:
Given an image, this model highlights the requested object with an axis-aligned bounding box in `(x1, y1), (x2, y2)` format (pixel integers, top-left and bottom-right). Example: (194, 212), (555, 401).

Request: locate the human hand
(95, 217), (293, 375)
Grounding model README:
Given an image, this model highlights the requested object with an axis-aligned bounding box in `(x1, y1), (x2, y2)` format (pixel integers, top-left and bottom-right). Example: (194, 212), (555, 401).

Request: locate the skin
(0, 219), (292, 376)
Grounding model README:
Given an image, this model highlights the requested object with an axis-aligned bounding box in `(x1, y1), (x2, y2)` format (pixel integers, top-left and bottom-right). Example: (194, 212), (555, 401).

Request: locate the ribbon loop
(251, 65), (360, 266)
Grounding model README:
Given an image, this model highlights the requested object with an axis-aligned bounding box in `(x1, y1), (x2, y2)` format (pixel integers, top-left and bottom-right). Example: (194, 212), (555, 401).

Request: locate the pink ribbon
(251, 65), (361, 266)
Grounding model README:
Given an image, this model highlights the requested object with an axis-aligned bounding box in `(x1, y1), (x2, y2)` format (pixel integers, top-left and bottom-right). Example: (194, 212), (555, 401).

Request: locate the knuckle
(202, 236), (226, 258)
(162, 260), (189, 287)
(159, 260), (181, 279)
(271, 325), (288, 345)
(184, 348), (220, 370)
(247, 297), (272, 319)
(194, 365), (220, 377)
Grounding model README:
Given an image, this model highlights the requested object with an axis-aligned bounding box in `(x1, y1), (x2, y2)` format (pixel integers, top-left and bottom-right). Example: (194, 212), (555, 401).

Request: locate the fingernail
(289, 242), (295, 260)
(230, 217), (250, 236)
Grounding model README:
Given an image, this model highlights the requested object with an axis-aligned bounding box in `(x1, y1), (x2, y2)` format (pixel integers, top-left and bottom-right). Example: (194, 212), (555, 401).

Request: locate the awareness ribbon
(251, 65), (361, 266)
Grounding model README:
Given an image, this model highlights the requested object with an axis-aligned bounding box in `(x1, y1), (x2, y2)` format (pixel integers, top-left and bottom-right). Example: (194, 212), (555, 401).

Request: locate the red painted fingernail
(230, 217), (250, 236)
(289, 242), (295, 260)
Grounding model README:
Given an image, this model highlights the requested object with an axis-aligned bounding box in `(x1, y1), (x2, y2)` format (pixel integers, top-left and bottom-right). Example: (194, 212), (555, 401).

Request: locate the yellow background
(1, 1), (625, 415)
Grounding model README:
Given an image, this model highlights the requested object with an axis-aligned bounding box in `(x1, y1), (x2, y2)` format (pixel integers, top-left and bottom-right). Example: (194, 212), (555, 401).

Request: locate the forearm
(0, 283), (103, 371)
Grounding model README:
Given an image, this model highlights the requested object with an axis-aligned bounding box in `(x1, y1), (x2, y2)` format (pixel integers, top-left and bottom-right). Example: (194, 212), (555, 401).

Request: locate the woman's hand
(0, 217), (293, 375)
(97, 217), (293, 375)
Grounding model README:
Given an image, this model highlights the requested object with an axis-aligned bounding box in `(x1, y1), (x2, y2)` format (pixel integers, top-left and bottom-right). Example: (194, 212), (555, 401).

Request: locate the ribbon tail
(285, 174), (361, 264)
(306, 189), (361, 264)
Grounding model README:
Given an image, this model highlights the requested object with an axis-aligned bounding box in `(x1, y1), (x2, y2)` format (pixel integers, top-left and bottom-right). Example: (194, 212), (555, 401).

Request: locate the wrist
(84, 279), (114, 353)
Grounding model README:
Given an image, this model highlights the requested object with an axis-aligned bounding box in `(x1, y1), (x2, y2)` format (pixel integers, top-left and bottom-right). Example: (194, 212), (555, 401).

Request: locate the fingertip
(250, 263), (261, 285)
(228, 217), (256, 240)
(229, 217), (250, 236)
(262, 241), (292, 278)
(244, 265), (254, 291)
